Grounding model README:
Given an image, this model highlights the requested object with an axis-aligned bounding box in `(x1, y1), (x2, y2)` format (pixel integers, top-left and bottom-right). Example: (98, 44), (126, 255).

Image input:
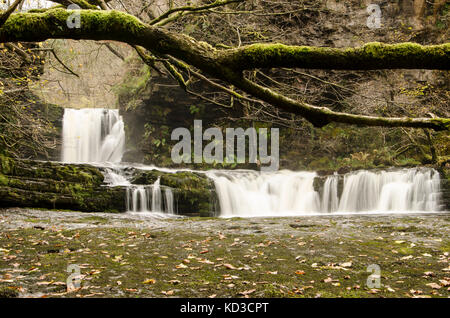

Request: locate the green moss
(0, 157), (126, 212)
(431, 118), (450, 131)
(221, 42), (450, 71)
(0, 173), (8, 186)
(398, 247), (415, 255)
(0, 154), (14, 175)
(0, 8), (147, 42)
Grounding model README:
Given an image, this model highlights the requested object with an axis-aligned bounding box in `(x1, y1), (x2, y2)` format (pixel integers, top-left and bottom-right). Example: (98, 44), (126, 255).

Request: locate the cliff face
(119, 59), (244, 168)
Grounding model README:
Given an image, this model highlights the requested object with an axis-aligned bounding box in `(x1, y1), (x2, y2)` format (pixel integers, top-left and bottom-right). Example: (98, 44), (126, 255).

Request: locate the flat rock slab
(0, 208), (449, 298)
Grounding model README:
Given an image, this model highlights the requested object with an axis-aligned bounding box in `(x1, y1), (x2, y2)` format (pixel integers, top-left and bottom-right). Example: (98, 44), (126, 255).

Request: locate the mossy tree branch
(218, 42), (450, 71)
(0, 9), (449, 131)
(0, 0), (24, 27)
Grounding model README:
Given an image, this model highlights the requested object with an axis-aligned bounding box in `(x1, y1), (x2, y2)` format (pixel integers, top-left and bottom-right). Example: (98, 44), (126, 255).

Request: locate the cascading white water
(126, 182), (175, 214)
(337, 169), (441, 212)
(207, 168), (442, 217)
(62, 108), (175, 215)
(208, 170), (321, 217)
(151, 178), (162, 212)
(62, 108), (444, 217)
(322, 173), (339, 212)
(105, 169), (175, 214)
(62, 108), (125, 163)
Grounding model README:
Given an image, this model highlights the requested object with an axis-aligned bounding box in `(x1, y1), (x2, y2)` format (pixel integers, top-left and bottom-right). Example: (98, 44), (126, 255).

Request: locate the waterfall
(126, 181), (175, 214)
(61, 107), (174, 215)
(207, 170), (321, 217)
(207, 168), (442, 217)
(105, 169), (175, 214)
(62, 108), (125, 163)
(61, 108), (444, 217)
(322, 173), (339, 212)
(338, 169), (441, 212)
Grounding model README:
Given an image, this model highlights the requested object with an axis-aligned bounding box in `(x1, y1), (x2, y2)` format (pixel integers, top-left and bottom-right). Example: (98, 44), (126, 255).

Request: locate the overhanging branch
(0, 9), (448, 131)
(218, 42), (450, 71)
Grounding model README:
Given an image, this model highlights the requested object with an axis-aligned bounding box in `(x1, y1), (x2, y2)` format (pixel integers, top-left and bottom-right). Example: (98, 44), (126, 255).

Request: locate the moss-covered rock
(130, 169), (218, 216)
(0, 156), (126, 212)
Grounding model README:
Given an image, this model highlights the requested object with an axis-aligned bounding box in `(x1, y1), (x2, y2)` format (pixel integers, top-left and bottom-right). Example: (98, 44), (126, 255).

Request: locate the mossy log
(0, 9), (448, 130)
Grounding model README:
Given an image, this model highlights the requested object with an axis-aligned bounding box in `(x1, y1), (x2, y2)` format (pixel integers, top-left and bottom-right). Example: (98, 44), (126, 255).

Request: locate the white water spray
(207, 170), (321, 217)
(62, 108), (125, 163)
(126, 182), (175, 214)
(105, 169), (175, 214)
(208, 168), (442, 217)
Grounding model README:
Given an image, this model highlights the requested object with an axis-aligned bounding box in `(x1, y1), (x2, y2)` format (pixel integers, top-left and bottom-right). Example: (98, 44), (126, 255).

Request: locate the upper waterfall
(62, 108), (125, 163)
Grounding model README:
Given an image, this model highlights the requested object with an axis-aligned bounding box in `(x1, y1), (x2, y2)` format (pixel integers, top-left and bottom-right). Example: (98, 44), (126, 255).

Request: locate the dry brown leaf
(239, 289), (256, 296)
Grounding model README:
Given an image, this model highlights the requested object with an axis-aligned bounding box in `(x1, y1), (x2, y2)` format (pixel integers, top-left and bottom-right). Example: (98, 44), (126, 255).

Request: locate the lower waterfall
(104, 169), (175, 214)
(207, 168), (442, 217)
(126, 184), (175, 214)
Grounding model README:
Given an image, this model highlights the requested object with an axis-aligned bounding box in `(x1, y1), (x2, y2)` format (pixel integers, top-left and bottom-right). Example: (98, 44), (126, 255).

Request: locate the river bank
(0, 208), (448, 298)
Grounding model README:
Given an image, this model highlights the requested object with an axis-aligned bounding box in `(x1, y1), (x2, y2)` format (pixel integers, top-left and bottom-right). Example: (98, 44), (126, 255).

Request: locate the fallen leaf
(161, 290), (174, 295)
(426, 283), (441, 289)
(142, 279), (156, 285)
(239, 289), (256, 296)
(223, 264), (237, 270)
(339, 262), (352, 268)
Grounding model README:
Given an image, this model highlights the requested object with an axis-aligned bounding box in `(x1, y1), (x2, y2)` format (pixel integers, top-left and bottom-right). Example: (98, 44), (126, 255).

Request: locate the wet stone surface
(0, 208), (449, 298)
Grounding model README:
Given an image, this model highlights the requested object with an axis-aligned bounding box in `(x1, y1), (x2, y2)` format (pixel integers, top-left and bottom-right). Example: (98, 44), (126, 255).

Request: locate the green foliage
(113, 64), (151, 110)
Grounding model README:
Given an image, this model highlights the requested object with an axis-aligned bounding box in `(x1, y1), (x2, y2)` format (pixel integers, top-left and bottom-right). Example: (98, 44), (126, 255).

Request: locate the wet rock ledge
(0, 155), (126, 212)
(0, 155), (218, 215)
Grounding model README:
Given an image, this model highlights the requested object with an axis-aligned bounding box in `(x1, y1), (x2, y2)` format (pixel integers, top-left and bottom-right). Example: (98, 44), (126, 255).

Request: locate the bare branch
(149, 0), (244, 25)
